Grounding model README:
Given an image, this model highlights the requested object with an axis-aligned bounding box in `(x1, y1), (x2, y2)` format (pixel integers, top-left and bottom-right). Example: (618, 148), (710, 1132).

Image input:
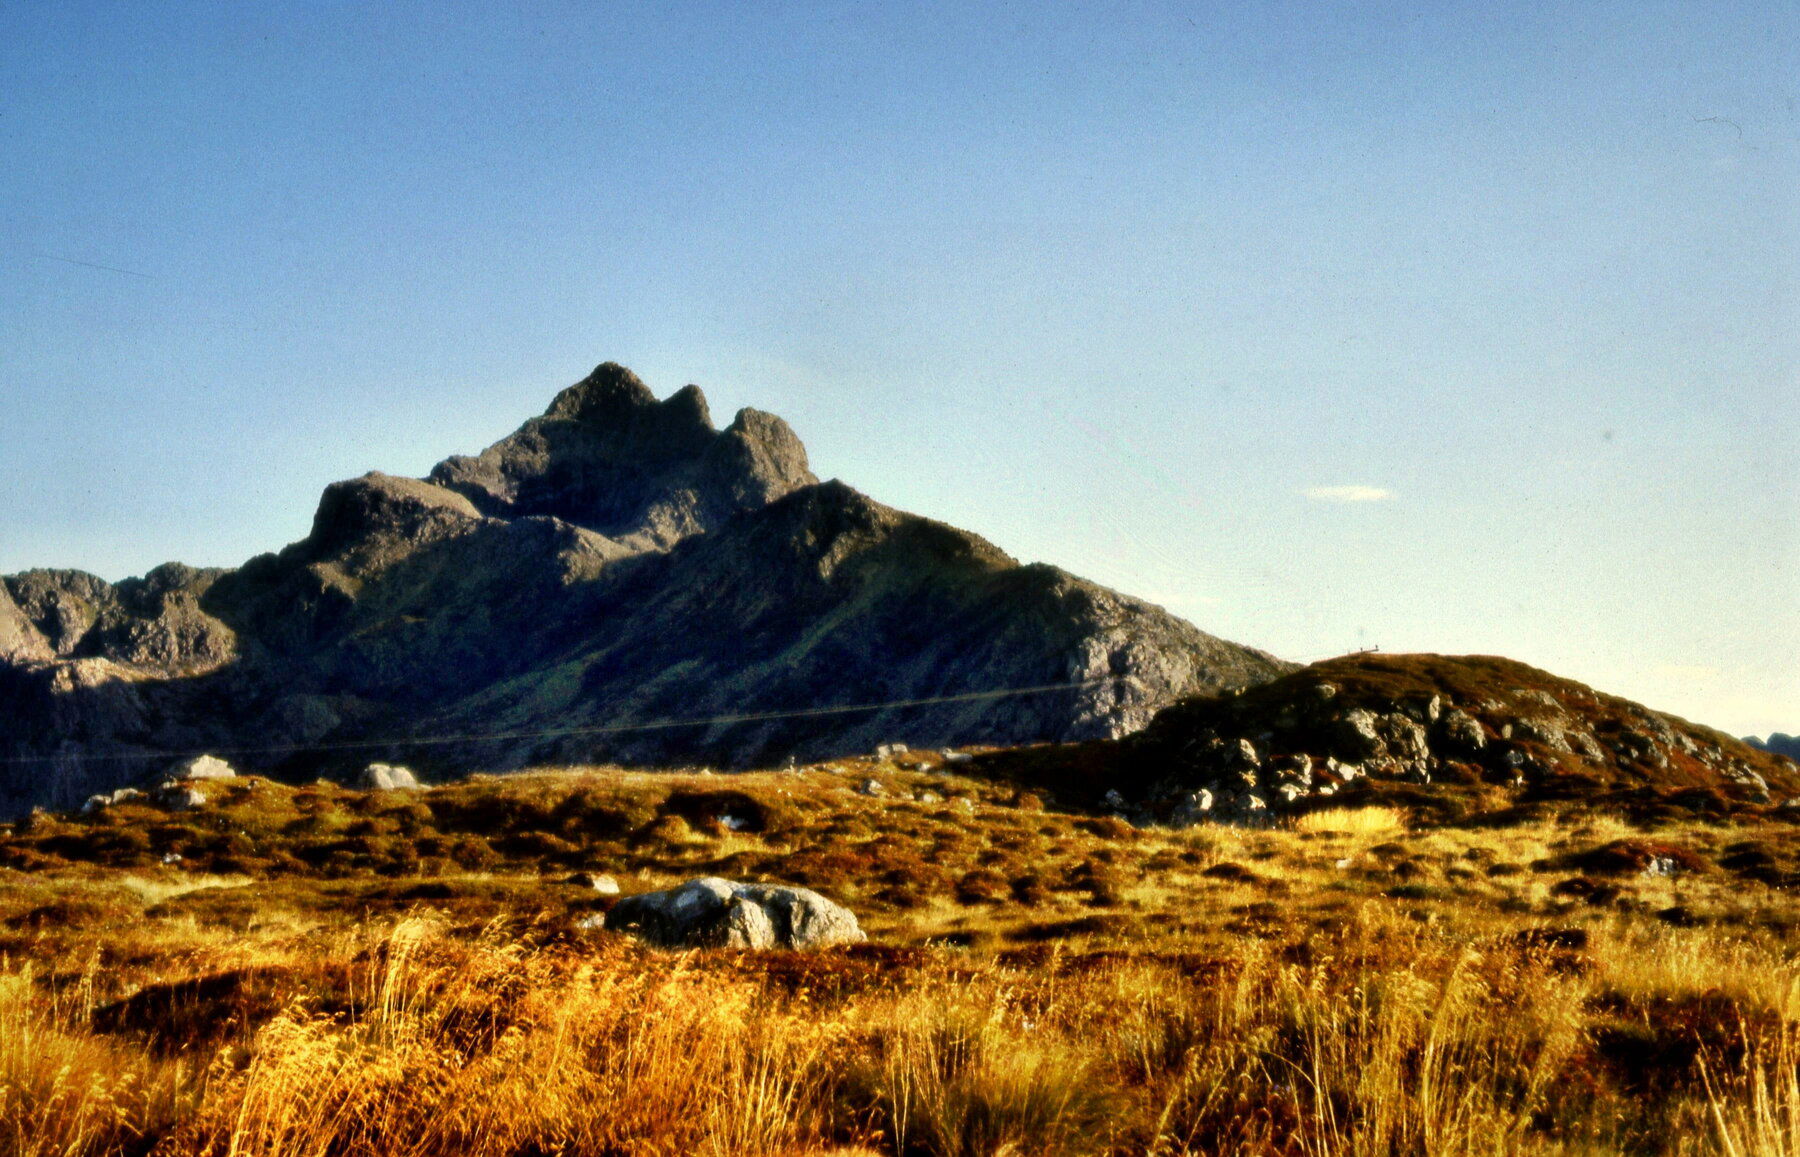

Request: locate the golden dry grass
(3, 764), (1800, 1154)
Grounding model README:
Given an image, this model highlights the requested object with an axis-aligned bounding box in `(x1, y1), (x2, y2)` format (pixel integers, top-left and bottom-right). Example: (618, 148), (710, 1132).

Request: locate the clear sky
(2, 2), (1795, 736)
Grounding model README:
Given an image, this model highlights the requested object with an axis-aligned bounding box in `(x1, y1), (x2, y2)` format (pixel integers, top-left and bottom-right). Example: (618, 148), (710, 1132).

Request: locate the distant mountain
(0, 362), (1291, 813)
(1746, 734), (1800, 762)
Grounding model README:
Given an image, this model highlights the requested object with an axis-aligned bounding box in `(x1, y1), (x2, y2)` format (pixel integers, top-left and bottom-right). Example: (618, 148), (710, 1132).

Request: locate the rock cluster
(1117, 655), (1798, 826)
(603, 877), (865, 950)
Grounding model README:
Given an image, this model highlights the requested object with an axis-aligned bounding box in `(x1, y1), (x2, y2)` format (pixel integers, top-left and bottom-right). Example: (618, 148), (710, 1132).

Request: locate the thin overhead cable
(0, 676), (1138, 767)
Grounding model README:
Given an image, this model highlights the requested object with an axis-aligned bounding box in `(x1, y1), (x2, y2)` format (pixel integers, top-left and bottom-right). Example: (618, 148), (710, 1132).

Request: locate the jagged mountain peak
(544, 362), (660, 422)
(427, 365), (814, 544)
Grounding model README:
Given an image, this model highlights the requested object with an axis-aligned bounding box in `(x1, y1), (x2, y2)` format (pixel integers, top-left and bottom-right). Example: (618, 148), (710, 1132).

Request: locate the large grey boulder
(604, 877), (865, 950)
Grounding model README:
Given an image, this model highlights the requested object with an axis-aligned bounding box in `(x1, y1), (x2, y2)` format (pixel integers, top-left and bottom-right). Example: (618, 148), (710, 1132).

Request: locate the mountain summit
(0, 363), (1291, 813)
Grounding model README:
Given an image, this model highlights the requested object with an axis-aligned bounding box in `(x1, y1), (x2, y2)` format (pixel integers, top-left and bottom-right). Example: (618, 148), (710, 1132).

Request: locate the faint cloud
(1303, 485), (1394, 504)
(1139, 588), (1223, 609)
(1655, 664), (1721, 682)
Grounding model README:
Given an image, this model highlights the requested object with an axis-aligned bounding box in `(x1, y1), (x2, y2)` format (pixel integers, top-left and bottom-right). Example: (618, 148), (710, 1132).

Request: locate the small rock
(1728, 769), (1771, 800)
(567, 872), (622, 894)
(164, 787), (207, 812)
(171, 754), (236, 781)
(1269, 755), (1312, 785)
(1170, 788), (1214, 826)
(916, 790), (942, 804)
(1441, 709), (1487, 753)
(1515, 719), (1573, 754)
(360, 762), (421, 790)
(1336, 710), (1383, 759)
(161, 852), (183, 865)
(719, 813), (752, 831)
(1230, 793), (1268, 815)
(857, 778), (886, 797)
(1103, 789), (1127, 808)
(940, 750), (974, 764)
(875, 743), (910, 759)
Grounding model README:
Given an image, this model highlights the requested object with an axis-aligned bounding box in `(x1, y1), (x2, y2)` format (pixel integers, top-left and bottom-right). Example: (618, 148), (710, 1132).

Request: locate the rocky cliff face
(0, 362), (1290, 813)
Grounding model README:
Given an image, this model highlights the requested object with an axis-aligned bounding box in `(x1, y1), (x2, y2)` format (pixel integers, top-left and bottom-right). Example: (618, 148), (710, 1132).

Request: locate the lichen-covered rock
(604, 877), (865, 950)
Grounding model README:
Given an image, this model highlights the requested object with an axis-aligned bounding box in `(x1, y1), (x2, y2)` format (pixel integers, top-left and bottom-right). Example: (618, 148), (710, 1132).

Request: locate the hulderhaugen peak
(0, 362), (1291, 813)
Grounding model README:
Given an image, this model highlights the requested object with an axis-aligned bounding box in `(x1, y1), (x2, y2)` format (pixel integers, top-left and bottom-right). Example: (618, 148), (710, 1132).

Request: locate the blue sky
(2, 2), (1795, 734)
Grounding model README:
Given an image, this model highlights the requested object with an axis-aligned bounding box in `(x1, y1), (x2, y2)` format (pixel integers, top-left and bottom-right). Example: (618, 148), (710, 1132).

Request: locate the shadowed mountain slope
(0, 363), (1290, 812)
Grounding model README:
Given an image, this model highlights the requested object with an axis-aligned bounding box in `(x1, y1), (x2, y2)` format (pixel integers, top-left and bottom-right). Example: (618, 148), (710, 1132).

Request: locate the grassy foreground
(4, 758), (1800, 1155)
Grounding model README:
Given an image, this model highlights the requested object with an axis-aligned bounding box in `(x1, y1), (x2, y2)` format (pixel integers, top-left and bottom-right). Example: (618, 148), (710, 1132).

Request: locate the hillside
(0, 363), (1289, 815)
(8, 732), (1800, 1154)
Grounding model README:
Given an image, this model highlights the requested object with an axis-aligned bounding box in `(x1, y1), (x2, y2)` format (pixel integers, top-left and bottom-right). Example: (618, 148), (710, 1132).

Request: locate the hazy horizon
(3, 3), (1795, 736)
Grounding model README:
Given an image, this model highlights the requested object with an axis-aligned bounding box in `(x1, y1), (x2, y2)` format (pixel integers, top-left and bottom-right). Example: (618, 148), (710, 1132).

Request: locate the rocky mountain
(0, 362), (1290, 814)
(1021, 652), (1800, 824)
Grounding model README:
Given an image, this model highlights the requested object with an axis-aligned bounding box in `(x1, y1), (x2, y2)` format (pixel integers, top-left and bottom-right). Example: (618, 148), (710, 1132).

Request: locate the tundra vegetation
(4, 737), (1800, 1157)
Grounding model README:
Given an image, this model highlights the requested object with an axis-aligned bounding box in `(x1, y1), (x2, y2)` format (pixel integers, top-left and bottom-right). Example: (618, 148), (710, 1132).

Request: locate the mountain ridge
(0, 362), (1291, 813)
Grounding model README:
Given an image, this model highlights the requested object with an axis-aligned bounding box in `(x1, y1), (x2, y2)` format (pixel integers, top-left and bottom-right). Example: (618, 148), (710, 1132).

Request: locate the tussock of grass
(0, 968), (196, 1157)
(1293, 805), (1409, 835)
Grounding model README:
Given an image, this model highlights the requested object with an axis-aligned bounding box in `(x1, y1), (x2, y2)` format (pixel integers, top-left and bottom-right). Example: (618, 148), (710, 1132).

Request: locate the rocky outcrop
(0, 362), (1290, 814)
(604, 877), (865, 950)
(1104, 654), (1800, 826)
